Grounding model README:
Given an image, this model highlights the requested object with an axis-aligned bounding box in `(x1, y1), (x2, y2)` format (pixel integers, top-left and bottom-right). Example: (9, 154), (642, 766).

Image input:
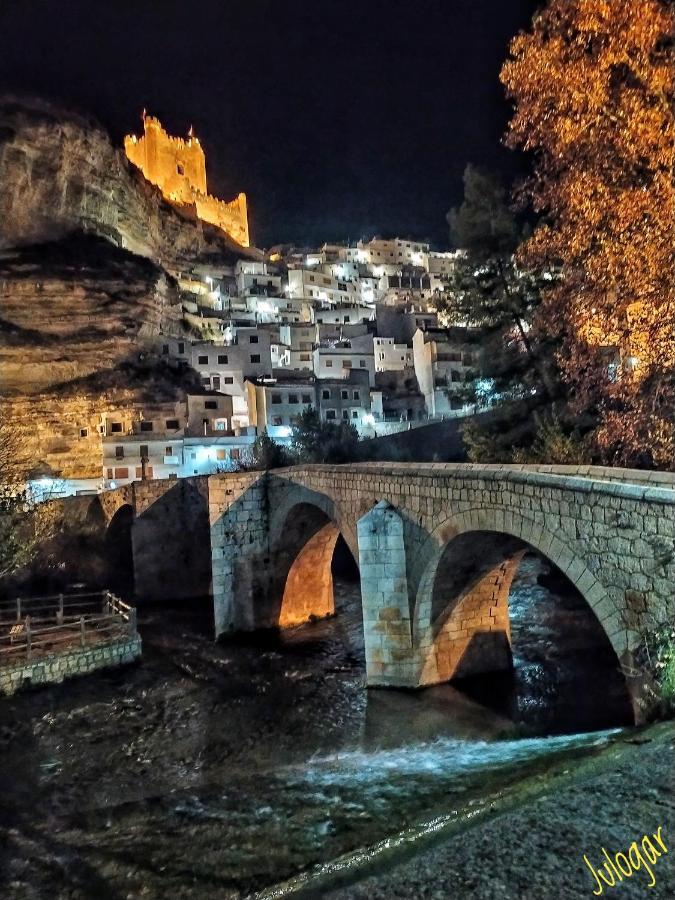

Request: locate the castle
(124, 113), (250, 247)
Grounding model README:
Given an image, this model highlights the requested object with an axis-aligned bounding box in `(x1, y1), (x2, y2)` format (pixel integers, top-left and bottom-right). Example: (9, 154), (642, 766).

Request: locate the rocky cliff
(0, 96), (249, 481)
(0, 234), (201, 478)
(0, 95), (260, 270)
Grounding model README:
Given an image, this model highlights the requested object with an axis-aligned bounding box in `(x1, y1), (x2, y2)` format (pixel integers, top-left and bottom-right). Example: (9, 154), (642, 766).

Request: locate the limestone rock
(0, 94), (260, 269)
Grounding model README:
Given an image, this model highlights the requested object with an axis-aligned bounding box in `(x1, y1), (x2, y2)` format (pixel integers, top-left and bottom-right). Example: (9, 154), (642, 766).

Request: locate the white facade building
(373, 336), (414, 372)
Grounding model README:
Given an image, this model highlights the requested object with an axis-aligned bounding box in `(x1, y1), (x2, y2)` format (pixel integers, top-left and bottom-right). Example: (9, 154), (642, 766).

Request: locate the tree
(291, 406), (361, 464)
(445, 164), (561, 403)
(501, 0), (675, 469)
(239, 430), (290, 471)
(444, 165), (571, 461)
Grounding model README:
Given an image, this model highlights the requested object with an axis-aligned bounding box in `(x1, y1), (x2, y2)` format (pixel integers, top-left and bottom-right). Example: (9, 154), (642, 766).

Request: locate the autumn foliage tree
(501, 0), (675, 468)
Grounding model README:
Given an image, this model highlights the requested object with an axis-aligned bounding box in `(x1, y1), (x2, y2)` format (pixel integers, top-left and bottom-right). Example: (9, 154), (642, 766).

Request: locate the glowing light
(109, 480), (117, 489)
(362, 414), (375, 427)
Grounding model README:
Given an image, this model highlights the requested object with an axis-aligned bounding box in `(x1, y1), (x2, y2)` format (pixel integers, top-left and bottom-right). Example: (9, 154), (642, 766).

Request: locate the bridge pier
(357, 501), (418, 687)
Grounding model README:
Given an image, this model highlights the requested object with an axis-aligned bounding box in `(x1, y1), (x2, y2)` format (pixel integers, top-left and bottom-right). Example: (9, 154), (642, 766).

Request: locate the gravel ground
(327, 723), (675, 900)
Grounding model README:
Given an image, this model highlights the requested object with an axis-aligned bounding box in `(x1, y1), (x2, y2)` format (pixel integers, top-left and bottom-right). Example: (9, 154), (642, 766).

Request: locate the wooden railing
(0, 591), (138, 668)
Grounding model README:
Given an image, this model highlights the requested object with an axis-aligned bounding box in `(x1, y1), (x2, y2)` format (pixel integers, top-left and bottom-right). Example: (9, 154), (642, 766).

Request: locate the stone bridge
(93, 463), (675, 723)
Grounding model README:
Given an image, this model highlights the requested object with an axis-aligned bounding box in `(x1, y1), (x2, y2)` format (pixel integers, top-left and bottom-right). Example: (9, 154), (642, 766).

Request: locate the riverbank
(326, 721), (675, 899)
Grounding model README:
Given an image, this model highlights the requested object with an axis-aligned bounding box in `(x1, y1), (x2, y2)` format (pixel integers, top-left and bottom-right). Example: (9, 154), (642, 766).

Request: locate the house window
(162, 344), (169, 355)
(115, 467), (129, 479)
(325, 359), (333, 367)
(322, 389), (331, 400)
(178, 342), (185, 354)
(218, 354), (228, 364)
(359, 359), (366, 367)
(271, 393), (282, 404)
(343, 360), (352, 368)
(341, 389), (349, 399)
(301, 393), (312, 404)
(110, 422), (123, 433)
(135, 465), (154, 479)
(79, 428), (88, 438)
(352, 410), (359, 419)
(325, 409), (337, 420)
(223, 376), (234, 384)
(140, 421), (153, 432)
(204, 400), (218, 410)
(231, 449), (240, 460)
(198, 355), (209, 365)
(353, 390), (360, 400)
(106, 468), (114, 479)
(342, 409), (349, 420)
(176, 163), (184, 175)
(300, 354), (311, 361)
(115, 446), (124, 459)
(166, 419), (179, 430)
(288, 394), (299, 404)
(249, 335), (259, 343)
(272, 416), (283, 426)
(165, 446), (173, 456)
(140, 445), (149, 458)
(250, 354), (261, 363)
(216, 449), (227, 460)
(212, 376), (221, 390)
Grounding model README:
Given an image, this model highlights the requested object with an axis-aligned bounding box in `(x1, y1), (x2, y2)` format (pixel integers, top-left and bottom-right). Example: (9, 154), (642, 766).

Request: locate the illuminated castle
(124, 113), (250, 247)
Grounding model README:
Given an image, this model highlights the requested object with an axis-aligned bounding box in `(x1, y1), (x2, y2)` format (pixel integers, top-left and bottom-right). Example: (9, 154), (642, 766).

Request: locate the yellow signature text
(583, 826), (668, 894)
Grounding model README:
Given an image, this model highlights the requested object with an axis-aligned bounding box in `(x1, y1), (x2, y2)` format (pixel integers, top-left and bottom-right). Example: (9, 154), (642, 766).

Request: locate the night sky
(0, 0), (540, 248)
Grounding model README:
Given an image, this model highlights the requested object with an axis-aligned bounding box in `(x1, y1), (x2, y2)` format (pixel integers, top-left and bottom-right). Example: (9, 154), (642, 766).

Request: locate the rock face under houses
(0, 235), (201, 478)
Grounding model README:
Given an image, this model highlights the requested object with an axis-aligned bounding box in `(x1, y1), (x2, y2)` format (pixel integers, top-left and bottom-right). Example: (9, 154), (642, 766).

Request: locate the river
(0, 553), (633, 898)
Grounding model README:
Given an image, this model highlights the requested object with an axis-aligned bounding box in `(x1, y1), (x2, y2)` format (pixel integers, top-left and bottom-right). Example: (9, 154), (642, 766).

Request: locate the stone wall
(0, 636), (141, 697)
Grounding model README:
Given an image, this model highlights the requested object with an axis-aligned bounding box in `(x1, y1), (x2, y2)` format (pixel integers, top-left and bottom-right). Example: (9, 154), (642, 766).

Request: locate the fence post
(57, 593), (64, 625)
(16, 597), (21, 623)
(80, 616), (86, 648)
(25, 615), (31, 661)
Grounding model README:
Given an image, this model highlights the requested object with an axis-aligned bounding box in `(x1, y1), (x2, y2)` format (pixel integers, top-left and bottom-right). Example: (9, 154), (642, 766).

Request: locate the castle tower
(124, 113), (249, 246)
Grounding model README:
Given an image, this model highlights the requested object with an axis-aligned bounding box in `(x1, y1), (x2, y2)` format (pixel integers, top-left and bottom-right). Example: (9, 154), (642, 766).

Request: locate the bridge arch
(105, 502), (135, 598)
(266, 487), (359, 629)
(413, 507), (624, 688)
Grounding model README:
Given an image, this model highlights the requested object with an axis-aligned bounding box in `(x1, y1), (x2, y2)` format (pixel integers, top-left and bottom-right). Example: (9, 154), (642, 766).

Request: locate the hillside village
(1, 106), (485, 499)
(96, 234), (479, 494)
